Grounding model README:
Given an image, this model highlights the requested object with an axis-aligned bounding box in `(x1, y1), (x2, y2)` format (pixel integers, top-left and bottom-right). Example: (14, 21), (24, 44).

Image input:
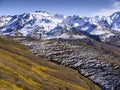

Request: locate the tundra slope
(14, 37), (120, 90)
(0, 36), (101, 90)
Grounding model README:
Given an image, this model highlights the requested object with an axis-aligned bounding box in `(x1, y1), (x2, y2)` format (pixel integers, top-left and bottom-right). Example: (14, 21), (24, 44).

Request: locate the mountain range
(0, 11), (120, 90)
(0, 11), (120, 43)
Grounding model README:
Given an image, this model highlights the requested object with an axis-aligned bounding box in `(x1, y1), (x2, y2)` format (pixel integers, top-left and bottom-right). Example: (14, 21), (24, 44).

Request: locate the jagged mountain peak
(0, 11), (120, 41)
(109, 12), (120, 21)
(110, 11), (120, 18)
(34, 10), (49, 13)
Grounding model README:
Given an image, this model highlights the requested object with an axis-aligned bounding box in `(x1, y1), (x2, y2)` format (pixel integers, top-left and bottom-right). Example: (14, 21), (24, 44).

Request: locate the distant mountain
(0, 11), (120, 43)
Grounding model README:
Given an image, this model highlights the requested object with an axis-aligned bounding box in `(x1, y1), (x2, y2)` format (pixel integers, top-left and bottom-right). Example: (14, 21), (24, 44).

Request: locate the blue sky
(0, 0), (119, 16)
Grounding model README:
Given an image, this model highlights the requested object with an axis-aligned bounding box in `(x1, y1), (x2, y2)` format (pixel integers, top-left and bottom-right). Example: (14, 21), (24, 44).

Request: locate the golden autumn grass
(0, 36), (101, 90)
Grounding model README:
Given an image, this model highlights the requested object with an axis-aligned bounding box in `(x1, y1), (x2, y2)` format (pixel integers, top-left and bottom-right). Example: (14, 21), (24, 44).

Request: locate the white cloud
(91, 1), (120, 16)
(113, 1), (120, 8)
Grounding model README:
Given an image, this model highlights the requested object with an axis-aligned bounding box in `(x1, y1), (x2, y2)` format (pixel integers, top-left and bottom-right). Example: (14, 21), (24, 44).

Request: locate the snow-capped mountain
(0, 11), (120, 42)
(0, 11), (64, 38)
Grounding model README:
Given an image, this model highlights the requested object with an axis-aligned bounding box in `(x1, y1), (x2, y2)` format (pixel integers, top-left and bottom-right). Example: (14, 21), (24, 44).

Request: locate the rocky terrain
(0, 36), (101, 90)
(11, 36), (120, 90)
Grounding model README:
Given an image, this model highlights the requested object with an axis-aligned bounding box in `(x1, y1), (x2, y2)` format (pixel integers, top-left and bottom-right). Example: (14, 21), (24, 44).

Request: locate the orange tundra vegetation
(0, 36), (101, 90)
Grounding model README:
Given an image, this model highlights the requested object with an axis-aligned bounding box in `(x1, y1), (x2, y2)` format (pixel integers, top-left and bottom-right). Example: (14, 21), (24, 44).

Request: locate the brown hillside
(0, 36), (101, 90)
